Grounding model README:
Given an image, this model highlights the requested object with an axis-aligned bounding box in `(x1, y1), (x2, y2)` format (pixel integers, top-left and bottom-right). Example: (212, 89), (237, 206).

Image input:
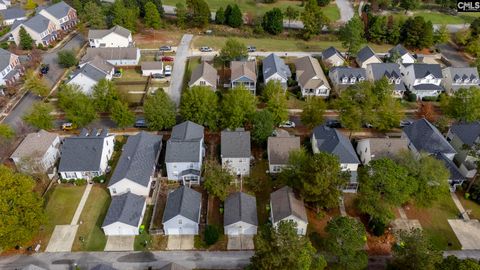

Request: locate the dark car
(151, 73), (165, 79)
(40, 64), (49, 75)
(134, 118), (148, 128)
(161, 56), (174, 62)
(159, 45), (172, 51)
(325, 119), (342, 128)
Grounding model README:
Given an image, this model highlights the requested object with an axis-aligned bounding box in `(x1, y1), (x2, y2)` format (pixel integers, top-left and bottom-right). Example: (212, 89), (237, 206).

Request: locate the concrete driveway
(227, 235), (255, 250)
(166, 34), (192, 106)
(104, 236), (135, 251)
(449, 219), (480, 250)
(167, 235), (194, 250)
(45, 225), (79, 252)
(336, 0), (355, 23)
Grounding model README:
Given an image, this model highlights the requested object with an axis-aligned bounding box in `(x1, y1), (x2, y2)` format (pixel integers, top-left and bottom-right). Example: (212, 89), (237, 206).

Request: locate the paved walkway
(104, 236), (135, 251)
(71, 183), (93, 225)
(451, 192), (470, 220)
(392, 207), (422, 232)
(167, 34), (193, 106)
(339, 197), (347, 217)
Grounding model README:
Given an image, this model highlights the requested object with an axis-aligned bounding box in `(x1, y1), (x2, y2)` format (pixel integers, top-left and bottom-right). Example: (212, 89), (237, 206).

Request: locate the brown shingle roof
(270, 186), (308, 223)
(141, 61), (163, 70)
(294, 56), (329, 89)
(11, 130), (58, 159)
(188, 62), (217, 87)
(231, 61), (256, 82)
(267, 136), (300, 165)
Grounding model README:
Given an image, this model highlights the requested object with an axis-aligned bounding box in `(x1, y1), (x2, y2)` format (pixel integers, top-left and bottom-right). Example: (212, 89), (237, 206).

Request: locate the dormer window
(350, 77), (356, 83)
(465, 78), (470, 84)
(342, 77), (348, 83)
(396, 78), (401, 84)
(359, 77), (365, 82)
(455, 79), (462, 84)
(388, 78), (394, 84)
(473, 79), (478, 84)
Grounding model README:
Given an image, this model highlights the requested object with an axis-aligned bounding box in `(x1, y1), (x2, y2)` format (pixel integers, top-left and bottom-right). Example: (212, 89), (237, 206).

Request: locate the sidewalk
(451, 192), (470, 221)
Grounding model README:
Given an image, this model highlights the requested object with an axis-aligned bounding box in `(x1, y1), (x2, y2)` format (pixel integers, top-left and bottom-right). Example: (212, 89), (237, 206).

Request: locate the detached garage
(141, 61), (164, 77)
(163, 186), (201, 235)
(224, 192), (258, 236)
(102, 192), (146, 236)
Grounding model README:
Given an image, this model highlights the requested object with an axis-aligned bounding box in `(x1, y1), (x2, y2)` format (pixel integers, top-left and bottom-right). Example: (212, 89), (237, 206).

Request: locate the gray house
(0, 8), (27, 26)
(446, 122), (480, 178)
(231, 60), (257, 94)
(442, 67), (480, 93)
(163, 186), (202, 235)
(102, 192), (146, 236)
(329, 67), (366, 93)
(221, 129), (251, 176)
(267, 135), (300, 173)
(321, 46), (345, 67)
(356, 46), (382, 68)
(270, 186), (308, 235)
(224, 192), (258, 236)
(262, 53), (291, 90)
(108, 132), (162, 197)
(366, 63), (406, 97)
(401, 63), (444, 99)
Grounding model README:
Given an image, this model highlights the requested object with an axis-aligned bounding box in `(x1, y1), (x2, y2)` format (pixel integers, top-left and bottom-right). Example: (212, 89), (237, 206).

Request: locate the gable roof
(449, 122), (480, 146)
(434, 153), (466, 182)
(163, 186), (201, 223)
(224, 192), (258, 226)
(102, 192), (145, 227)
(221, 129), (251, 158)
(368, 63), (402, 80)
(330, 67), (366, 82)
(189, 61), (217, 87)
(267, 136), (300, 165)
(165, 121), (204, 163)
(70, 63), (109, 83)
(0, 7), (26, 20)
(445, 67), (480, 82)
(160, 263), (191, 270)
(88, 25), (131, 39)
(270, 186), (307, 223)
(402, 118), (456, 154)
(358, 138), (409, 160)
(81, 47), (139, 63)
(357, 46), (380, 64)
(11, 130), (58, 159)
(322, 46), (343, 60)
(22, 13), (51, 34)
(312, 125), (360, 164)
(109, 132), (162, 188)
(388, 44), (410, 57)
(0, 48), (13, 72)
(262, 53), (291, 81)
(294, 56), (329, 89)
(231, 61), (256, 82)
(171, 121), (204, 141)
(39, 1), (73, 19)
(410, 63), (442, 79)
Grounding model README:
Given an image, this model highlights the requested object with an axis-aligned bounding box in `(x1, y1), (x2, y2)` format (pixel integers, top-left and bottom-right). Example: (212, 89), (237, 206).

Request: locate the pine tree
(144, 1), (162, 29)
(19, 27), (34, 50)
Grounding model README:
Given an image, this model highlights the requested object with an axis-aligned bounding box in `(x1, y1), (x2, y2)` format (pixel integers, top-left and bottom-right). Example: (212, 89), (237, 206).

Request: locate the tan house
(321, 46), (345, 67)
(267, 135), (300, 173)
(10, 14), (57, 46)
(189, 61), (218, 90)
(356, 46), (382, 69)
(231, 60), (257, 94)
(294, 56), (330, 97)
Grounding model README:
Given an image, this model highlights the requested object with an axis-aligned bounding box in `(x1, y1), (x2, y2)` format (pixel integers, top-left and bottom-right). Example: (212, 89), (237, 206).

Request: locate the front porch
(180, 169), (201, 186)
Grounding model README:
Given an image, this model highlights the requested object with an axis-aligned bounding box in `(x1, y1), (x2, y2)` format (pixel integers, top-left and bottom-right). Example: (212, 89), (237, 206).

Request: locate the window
(65, 172), (76, 178)
(359, 77), (365, 82)
(178, 219), (182, 224)
(342, 77), (348, 83)
(199, 81), (206, 85)
(112, 188), (117, 194)
(350, 77), (356, 83)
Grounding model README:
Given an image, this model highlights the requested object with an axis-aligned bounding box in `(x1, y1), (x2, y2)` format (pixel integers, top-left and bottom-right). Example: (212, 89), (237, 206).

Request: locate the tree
(441, 87), (480, 122)
(82, 1), (107, 29)
(0, 165), (46, 249)
(401, 16), (434, 49)
(0, 123), (14, 139)
(112, 0), (139, 31)
(24, 70), (50, 97)
(416, 102), (437, 122)
(317, 0), (331, 6)
(357, 159), (416, 226)
(24, 0), (36, 10)
(144, 1), (162, 29)
(301, 97), (326, 128)
(280, 149), (349, 208)
(203, 160), (234, 201)
(143, 89), (176, 130)
(180, 86), (219, 129)
(284, 6), (299, 28)
(19, 26), (34, 50)
(23, 102), (54, 130)
(250, 221), (327, 270)
(215, 7), (225, 24)
(111, 100), (135, 128)
(186, 0), (211, 27)
(57, 50), (77, 68)
(435, 24), (450, 44)
(262, 80), (288, 125)
(339, 16), (366, 57)
(58, 84), (97, 127)
(368, 15), (387, 44)
(92, 79), (121, 112)
(472, 18), (480, 37)
(301, 0), (329, 40)
(221, 86), (257, 129)
(262, 8), (283, 35)
(226, 4), (242, 28)
(466, 37), (480, 58)
(219, 38), (248, 62)
(437, 256), (480, 270)
(388, 229), (442, 270)
(251, 110), (275, 144)
(387, 18), (402, 45)
(325, 216), (368, 270)
(175, 3), (187, 28)
(399, 0), (419, 11)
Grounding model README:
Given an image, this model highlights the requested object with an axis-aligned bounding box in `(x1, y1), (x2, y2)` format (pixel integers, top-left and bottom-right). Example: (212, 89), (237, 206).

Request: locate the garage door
(180, 227), (196, 235)
(226, 226), (241, 236)
(166, 228), (180, 235)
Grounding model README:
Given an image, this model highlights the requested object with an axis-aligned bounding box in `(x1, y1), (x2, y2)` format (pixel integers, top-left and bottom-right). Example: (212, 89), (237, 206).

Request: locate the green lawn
(184, 57), (201, 89)
(323, 4), (340, 22)
(114, 68), (146, 82)
(456, 191), (480, 220)
(116, 84), (146, 104)
(244, 160), (275, 225)
(72, 185), (111, 251)
(389, 10), (480, 24)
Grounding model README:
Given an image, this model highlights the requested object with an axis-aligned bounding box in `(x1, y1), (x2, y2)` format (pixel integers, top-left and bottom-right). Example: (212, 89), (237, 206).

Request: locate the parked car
(200, 46), (213, 52)
(247, 46), (256, 52)
(40, 64), (49, 75)
(161, 56), (174, 62)
(279, 120), (296, 128)
(134, 118), (148, 128)
(325, 119), (342, 128)
(160, 45), (172, 51)
(62, 122), (75, 131)
(164, 65), (172, 76)
(151, 73), (165, 79)
(113, 69), (122, 78)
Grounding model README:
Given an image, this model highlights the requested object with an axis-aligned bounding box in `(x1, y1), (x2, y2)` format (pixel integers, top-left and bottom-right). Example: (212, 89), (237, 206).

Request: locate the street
(336, 0), (354, 23)
(167, 34), (193, 106)
(2, 92), (39, 131)
(437, 43), (471, 67)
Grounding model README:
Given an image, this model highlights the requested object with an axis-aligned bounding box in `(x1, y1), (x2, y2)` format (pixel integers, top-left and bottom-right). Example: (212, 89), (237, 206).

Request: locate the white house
(0, 48), (23, 86)
(294, 56), (330, 97)
(88, 25), (133, 48)
(67, 56), (115, 94)
(141, 61), (163, 77)
(165, 121), (205, 184)
(312, 125), (360, 193)
(37, 1), (77, 32)
(0, 8), (27, 26)
(267, 135), (300, 173)
(221, 129), (251, 177)
(442, 67), (480, 94)
(81, 47), (141, 66)
(0, 0), (11, 10)
(231, 60), (257, 94)
(10, 130), (60, 173)
(102, 192), (146, 236)
(321, 46), (345, 67)
(10, 14), (57, 46)
(262, 53), (291, 90)
(328, 67), (366, 93)
(366, 63), (407, 97)
(163, 186), (202, 235)
(356, 138), (409, 165)
(270, 186), (308, 235)
(188, 61), (217, 90)
(58, 129), (115, 180)
(224, 192), (258, 236)
(401, 63), (444, 99)
(446, 122), (480, 178)
(388, 44), (416, 64)
(356, 46), (382, 69)
(108, 132), (162, 197)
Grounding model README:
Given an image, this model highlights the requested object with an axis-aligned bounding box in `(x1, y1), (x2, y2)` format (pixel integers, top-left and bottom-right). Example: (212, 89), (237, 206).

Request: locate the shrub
(204, 225), (220, 245)
(422, 96), (438, 102)
(469, 181), (480, 204)
(58, 50), (77, 68)
(407, 93), (417, 102)
(0, 42), (9, 49)
(92, 175), (106, 183)
(74, 178), (87, 185)
(37, 43), (45, 50)
(368, 218), (386, 236)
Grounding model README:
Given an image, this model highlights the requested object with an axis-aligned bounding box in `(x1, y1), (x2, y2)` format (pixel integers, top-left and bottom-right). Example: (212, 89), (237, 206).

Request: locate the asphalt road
(167, 34), (193, 106)
(2, 92), (40, 131)
(0, 251), (254, 270)
(437, 43), (471, 67)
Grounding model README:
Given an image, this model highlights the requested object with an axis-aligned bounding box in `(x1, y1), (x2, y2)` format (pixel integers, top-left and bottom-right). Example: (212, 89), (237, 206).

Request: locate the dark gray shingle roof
(322, 46), (343, 60)
(388, 44), (409, 57)
(170, 121), (204, 141)
(0, 48), (13, 71)
(70, 63), (108, 83)
(102, 192), (146, 227)
(40, 1), (73, 19)
(449, 122), (480, 146)
(270, 186), (307, 223)
(0, 7), (26, 20)
(166, 121), (204, 163)
(262, 53), (291, 81)
(357, 46), (379, 63)
(330, 67), (366, 82)
(434, 153), (465, 182)
(23, 14), (50, 33)
(224, 192), (258, 226)
(411, 63), (442, 78)
(402, 118), (456, 154)
(109, 132), (162, 188)
(312, 125), (360, 164)
(221, 129), (251, 158)
(163, 186), (201, 223)
(368, 63), (406, 91)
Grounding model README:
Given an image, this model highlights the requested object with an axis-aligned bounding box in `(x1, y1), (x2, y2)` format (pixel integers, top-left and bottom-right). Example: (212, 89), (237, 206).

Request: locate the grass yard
(72, 185), (110, 251)
(456, 191), (480, 220)
(323, 4), (341, 22)
(389, 10), (480, 24)
(134, 205), (169, 251)
(184, 57), (202, 89)
(116, 84), (146, 104)
(115, 68), (146, 82)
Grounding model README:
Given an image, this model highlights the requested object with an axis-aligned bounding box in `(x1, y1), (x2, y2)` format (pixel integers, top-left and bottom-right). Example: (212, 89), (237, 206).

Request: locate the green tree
(144, 1), (162, 29)
(368, 15), (387, 44)
(24, 70), (50, 97)
(435, 24), (450, 44)
(301, 97), (326, 128)
(399, 0), (419, 11)
(111, 100), (135, 128)
(215, 7), (225, 24)
(251, 110), (275, 144)
(250, 221), (327, 270)
(401, 16), (434, 49)
(262, 80), (288, 125)
(175, 3), (187, 28)
(203, 160), (234, 201)
(219, 38), (248, 62)
(0, 123), (14, 139)
(317, 0), (331, 6)
(57, 50), (77, 68)
(284, 6), (299, 28)
(112, 0), (139, 31)
(441, 87), (480, 122)
(58, 84), (97, 127)
(92, 79), (120, 112)
(82, 1), (107, 29)
(226, 4), (242, 28)
(186, 0), (211, 27)
(180, 86), (219, 129)
(0, 165), (46, 249)
(262, 8), (283, 35)
(467, 37), (480, 58)
(388, 229), (442, 270)
(24, 0), (36, 10)
(143, 89), (176, 130)
(280, 149), (349, 208)
(387, 19), (402, 45)
(23, 102), (54, 130)
(437, 256), (480, 270)
(325, 216), (368, 270)
(301, 0), (329, 40)
(472, 18), (480, 36)
(221, 86), (257, 129)
(339, 16), (365, 57)
(19, 26), (34, 50)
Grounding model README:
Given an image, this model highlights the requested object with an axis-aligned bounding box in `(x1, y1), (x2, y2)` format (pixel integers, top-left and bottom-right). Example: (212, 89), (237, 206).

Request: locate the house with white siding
(88, 25), (133, 48)
(0, 48), (23, 86)
(388, 44), (416, 64)
(37, 1), (77, 32)
(262, 53), (291, 90)
(366, 63), (407, 97)
(188, 61), (217, 90)
(67, 56), (114, 94)
(231, 60), (257, 94)
(0, 0), (11, 10)
(294, 56), (330, 97)
(10, 14), (57, 46)
(81, 47), (140, 67)
(329, 67), (366, 93)
(401, 63), (444, 99)
(221, 129), (251, 177)
(0, 8), (27, 26)
(163, 186), (202, 235)
(224, 192), (257, 236)
(442, 67), (480, 94)
(270, 186), (308, 235)
(356, 46), (382, 68)
(446, 122), (480, 178)
(321, 46), (345, 67)
(102, 192), (146, 236)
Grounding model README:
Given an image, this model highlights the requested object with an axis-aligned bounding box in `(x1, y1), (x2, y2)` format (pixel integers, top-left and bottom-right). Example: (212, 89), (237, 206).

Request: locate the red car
(162, 56), (174, 62)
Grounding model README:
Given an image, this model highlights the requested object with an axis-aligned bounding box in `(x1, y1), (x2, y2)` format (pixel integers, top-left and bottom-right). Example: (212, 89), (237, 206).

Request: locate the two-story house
(442, 67), (480, 94)
(10, 14), (57, 46)
(37, 1), (77, 32)
(0, 48), (23, 86)
(328, 67), (366, 93)
(388, 44), (415, 64)
(446, 122), (480, 178)
(366, 63), (407, 97)
(88, 25), (133, 48)
(188, 61), (217, 90)
(0, 0), (11, 10)
(0, 8), (27, 26)
(165, 121), (205, 185)
(81, 47), (140, 66)
(67, 56), (115, 94)
(321, 46), (345, 67)
(311, 125), (361, 192)
(58, 129), (115, 180)
(356, 46), (382, 69)
(262, 53), (291, 90)
(294, 56), (330, 97)
(231, 60), (257, 94)
(221, 128), (251, 177)
(401, 63), (444, 99)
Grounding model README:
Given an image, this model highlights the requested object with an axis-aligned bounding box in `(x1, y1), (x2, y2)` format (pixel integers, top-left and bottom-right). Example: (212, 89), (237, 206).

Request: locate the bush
(37, 43), (45, 50)
(368, 218), (386, 236)
(422, 96), (438, 102)
(74, 178), (87, 185)
(58, 50), (77, 68)
(92, 175), (106, 183)
(407, 93), (417, 102)
(204, 225), (220, 245)
(0, 42), (8, 50)
(469, 181), (480, 204)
